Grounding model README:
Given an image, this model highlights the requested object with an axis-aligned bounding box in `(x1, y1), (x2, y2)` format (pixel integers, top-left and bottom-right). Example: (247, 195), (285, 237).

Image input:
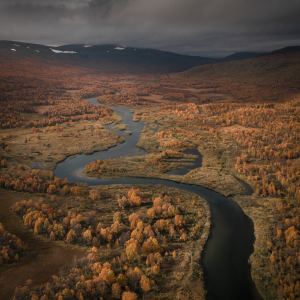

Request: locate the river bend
(54, 97), (262, 300)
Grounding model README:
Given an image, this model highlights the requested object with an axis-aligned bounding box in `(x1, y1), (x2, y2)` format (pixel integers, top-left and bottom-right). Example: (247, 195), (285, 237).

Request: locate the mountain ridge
(1, 40), (300, 74)
(0, 40), (217, 73)
(220, 52), (264, 62)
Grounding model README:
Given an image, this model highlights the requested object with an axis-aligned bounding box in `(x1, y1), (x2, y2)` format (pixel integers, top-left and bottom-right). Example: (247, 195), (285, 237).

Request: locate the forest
(9, 179), (209, 300)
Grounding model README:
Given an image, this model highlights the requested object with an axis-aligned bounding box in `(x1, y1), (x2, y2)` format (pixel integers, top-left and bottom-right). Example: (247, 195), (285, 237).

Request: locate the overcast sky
(0, 0), (299, 57)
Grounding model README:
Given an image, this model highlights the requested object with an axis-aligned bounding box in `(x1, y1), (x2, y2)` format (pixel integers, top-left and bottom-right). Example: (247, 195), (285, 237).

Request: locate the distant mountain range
(0, 40), (299, 73)
(0, 41), (216, 73)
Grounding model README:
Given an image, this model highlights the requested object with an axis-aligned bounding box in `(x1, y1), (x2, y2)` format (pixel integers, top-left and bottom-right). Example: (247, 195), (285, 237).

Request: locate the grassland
(1, 115), (124, 171)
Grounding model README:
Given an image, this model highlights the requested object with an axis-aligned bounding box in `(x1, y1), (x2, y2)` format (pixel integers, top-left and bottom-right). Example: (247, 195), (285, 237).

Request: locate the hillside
(260, 46), (300, 56)
(220, 52), (263, 62)
(176, 50), (300, 102)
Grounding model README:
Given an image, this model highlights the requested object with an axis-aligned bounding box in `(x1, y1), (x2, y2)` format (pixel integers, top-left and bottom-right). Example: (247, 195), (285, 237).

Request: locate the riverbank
(84, 151), (244, 197)
(1, 112), (124, 171)
(234, 195), (277, 300)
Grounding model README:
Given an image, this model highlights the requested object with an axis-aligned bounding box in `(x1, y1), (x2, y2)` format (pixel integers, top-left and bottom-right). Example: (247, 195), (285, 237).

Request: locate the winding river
(54, 97), (262, 300)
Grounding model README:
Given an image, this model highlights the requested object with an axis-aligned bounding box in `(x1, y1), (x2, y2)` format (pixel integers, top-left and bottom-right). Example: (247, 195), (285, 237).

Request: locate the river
(54, 97), (262, 300)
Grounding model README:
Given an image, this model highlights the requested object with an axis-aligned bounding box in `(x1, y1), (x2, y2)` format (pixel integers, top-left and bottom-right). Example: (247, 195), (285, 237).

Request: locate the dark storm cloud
(0, 0), (299, 55)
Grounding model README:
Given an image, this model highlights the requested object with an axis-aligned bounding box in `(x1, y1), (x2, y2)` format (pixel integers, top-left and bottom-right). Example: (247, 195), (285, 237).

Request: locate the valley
(0, 41), (299, 300)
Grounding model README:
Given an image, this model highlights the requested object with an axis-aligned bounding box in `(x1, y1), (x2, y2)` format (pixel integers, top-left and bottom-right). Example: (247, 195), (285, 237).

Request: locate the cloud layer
(0, 0), (299, 56)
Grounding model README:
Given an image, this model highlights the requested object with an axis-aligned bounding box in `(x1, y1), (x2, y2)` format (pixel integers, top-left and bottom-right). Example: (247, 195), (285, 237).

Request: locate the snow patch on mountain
(50, 48), (77, 54)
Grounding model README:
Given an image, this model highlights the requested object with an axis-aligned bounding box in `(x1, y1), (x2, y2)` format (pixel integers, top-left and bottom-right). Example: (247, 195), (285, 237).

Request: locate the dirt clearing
(0, 189), (85, 300)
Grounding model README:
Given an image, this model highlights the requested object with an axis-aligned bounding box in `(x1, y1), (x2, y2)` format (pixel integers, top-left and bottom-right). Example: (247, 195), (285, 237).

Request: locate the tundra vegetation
(7, 170), (210, 300)
(0, 49), (299, 299)
(0, 223), (25, 264)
